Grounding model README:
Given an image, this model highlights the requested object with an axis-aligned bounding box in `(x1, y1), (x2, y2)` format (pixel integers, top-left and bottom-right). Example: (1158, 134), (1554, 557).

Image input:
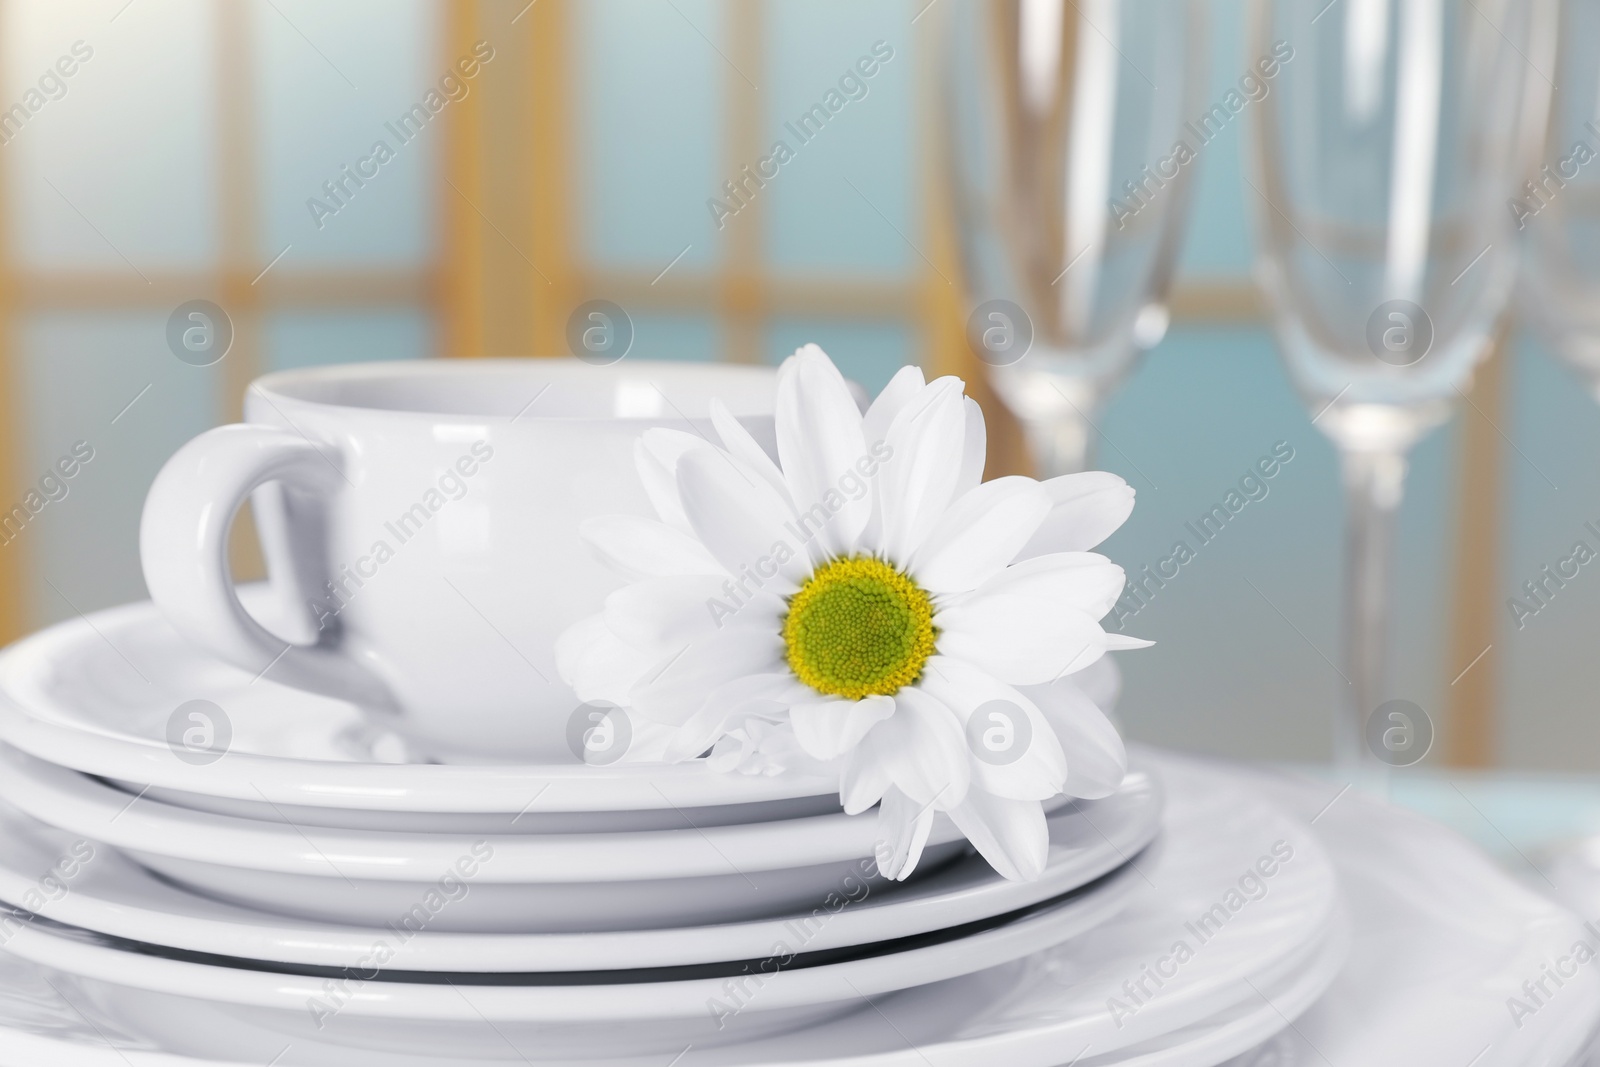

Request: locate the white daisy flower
(557, 345), (1148, 881)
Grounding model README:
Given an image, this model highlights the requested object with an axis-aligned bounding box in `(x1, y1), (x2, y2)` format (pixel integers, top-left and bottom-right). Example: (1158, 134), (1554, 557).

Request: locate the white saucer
(0, 743), (984, 932)
(0, 594), (838, 814)
(0, 769), (1161, 970)
(0, 753), (1338, 1063)
(3, 855), (1147, 1061)
(0, 744), (968, 882)
(1212, 758), (1600, 1067)
(0, 914), (1347, 1067)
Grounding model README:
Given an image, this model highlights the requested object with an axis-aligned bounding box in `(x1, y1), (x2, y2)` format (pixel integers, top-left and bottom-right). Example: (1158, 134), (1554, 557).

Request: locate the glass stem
(1339, 446), (1407, 782)
(990, 366), (1107, 478)
(1021, 412), (1094, 477)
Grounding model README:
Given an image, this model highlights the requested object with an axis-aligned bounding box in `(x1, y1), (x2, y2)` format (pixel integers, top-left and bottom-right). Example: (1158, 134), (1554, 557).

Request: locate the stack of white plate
(0, 596), (1201, 1062)
(1, 594), (1593, 1064)
(0, 742), (1590, 1067)
(0, 588), (1584, 1067)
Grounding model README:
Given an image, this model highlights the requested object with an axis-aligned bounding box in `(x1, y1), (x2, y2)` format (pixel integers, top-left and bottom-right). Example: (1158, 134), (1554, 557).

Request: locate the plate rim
(0, 862), (1147, 1021)
(0, 596), (839, 813)
(0, 773), (1163, 970)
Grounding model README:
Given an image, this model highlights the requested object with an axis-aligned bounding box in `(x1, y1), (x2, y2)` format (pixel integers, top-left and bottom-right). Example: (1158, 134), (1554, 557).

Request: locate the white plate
(0, 751), (1587, 1067)
(1209, 757), (1600, 1067)
(0, 754), (1337, 1062)
(0, 594), (838, 815)
(3, 856), (1146, 1061)
(1072, 909), (1349, 1067)
(0, 918), (1346, 1067)
(115, 785), (847, 834)
(0, 744), (981, 932)
(0, 770), (1161, 970)
(0, 745), (962, 883)
(1542, 835), (1600, 926)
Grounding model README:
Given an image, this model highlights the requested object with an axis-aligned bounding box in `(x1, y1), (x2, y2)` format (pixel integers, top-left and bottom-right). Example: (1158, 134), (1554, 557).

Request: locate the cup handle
(140, 424), (395, 710)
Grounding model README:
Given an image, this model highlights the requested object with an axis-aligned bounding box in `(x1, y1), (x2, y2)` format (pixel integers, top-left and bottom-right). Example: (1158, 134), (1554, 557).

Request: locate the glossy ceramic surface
(0, 752), (1585, 1066)
(5, 859), (1145, 1060)
(139, 359), (782, 762)
(1072, 912), (1349, 1067)
(0, 593), (837, 815)
(0, 753), (1339, 1063)
(1212, 757), (1600, 1067)
(0, 770), (1162, 970)
(0, 745), (974, 932)
(0, 919), (1345, 1067)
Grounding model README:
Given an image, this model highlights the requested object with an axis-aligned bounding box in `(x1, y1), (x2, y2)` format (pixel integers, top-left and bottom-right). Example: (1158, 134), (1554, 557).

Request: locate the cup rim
(247, 358), (780, 422)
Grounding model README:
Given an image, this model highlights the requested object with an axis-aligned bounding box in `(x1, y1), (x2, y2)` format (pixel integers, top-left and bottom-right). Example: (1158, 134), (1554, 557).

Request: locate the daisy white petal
(611, 718), (677, 763)
(854, 687), (971, 808)
(911, 476), (1052, 594)
(920, 655), (1067, 801)
(878, 376), (968, 560)
(936, 593), (1109, 685)
(875, 787), (937, 881)
(840, 744), (894, 815)
(945, 790), (1049, 881)
(790, 695), (895, 762)
(663, 672), (802, 762)
(580, 514), (724, 579)
(708, 731), (768, 775)
(709, 717), (827, 777)
(633, 429), (713, 533)
(956, 396), (986, 495)
(709, 398), (789, 502)
(860, 366), (928, 552)
(676, 447), (808, 594)
(707, 729), (762, 774)
(1015, 471), (1136, 561)
(1105, 633), (1154, 651)
(965, 551), (1127, 620)
(1073, 654), (1123, 714)
(554, 613), (647, 706)
(634, 441), (686, 532)
(640, 426), (712, 468)
(862, 364), (926, 447)
(603, 576), (780, 653)
(775, 345), (872, 554)
(628, 626), (784, 727)
(1022, 676), (1128, 798)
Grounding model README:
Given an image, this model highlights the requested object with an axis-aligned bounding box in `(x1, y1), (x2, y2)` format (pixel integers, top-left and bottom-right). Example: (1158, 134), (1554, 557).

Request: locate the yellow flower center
(782, 556), (937, 700)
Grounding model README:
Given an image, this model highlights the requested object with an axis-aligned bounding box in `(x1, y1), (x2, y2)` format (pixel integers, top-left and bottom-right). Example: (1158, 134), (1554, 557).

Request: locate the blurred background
(0, 0), (1592, 795)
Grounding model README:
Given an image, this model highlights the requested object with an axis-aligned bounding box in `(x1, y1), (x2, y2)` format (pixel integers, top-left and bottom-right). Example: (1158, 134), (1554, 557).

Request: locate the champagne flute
(940, 0), (1210, 476)
(1247, 0), (1549, 771)
(1517, 0), (1600, 908)
(1518, 0), (1600, 392)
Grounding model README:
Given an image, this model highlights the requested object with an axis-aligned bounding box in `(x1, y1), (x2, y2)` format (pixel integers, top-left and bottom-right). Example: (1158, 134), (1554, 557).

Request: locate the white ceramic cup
(140, 359), (779, 762)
